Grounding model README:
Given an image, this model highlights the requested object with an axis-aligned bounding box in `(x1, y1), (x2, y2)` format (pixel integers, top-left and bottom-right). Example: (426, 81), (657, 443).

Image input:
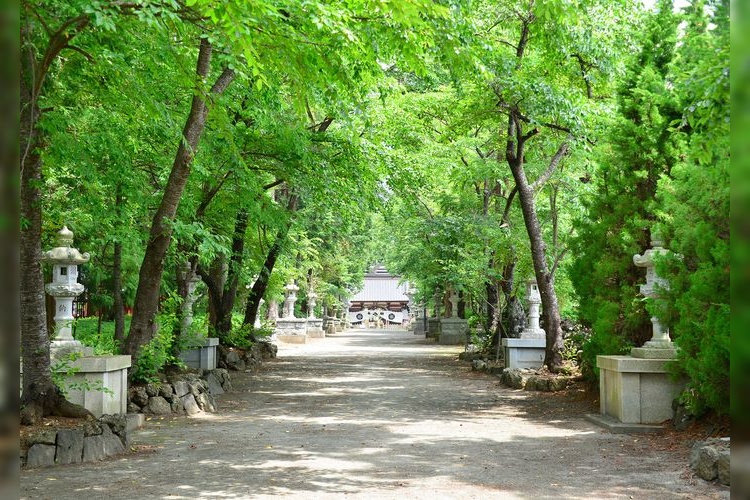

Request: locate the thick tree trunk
(20, 14), (95, 424)
(124, 39), (235, 357)
(243, 194), (299, 326)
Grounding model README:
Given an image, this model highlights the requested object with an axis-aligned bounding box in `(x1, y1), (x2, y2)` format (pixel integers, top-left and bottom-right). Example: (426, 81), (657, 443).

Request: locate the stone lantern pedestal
(275, 282), (308, 343)
(439, 290), (468, 345)
(503, 280), (546, 369)
(588, 235), (685, 431)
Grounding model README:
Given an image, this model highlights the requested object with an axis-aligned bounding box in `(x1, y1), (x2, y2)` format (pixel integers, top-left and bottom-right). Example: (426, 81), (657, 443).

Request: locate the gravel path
(20, 328), (728, 499)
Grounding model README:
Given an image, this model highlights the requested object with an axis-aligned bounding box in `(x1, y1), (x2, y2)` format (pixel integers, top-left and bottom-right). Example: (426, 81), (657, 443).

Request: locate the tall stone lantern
(275, 282), (308, 343)
(631, 234), (677, 358)
(282, 282), (299, 319)
(521, 279), (545, 339)
(42, 226), (92, 357)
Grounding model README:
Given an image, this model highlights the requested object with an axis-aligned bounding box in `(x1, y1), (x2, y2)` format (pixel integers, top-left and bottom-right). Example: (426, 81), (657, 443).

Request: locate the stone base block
(427, 318), (440, 339)
(307, 319), (325, 338)
(276, 334), (307, 344)
(276, 318), (308, 336)
(597, 355), (684, 424)
(413, 320), (426, 336)
(502, 338), (545, 370)
(57, 355), (132, 417)
(178, 337), (219, 370)
(438, 318), (468, 345)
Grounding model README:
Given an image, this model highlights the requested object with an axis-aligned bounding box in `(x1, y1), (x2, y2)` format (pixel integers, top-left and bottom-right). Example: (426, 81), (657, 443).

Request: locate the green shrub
(579, 328), (632, 383)
(131, 294), (183, 383)
(72, 316), (130, 354)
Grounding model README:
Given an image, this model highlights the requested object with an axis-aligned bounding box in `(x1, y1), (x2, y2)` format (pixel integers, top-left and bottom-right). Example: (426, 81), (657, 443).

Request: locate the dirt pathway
(21, 329), (728, 499)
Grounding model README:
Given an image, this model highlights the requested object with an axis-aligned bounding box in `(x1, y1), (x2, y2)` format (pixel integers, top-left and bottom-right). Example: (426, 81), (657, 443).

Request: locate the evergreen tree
(569, 0), (682, 379)
(656, 0), (729, 415)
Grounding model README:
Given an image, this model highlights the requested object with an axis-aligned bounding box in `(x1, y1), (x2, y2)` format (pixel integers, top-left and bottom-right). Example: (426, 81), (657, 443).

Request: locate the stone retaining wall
(128, 368), (232, 416)
(218, 340), (278, 372)
(22, 414), (132, 468)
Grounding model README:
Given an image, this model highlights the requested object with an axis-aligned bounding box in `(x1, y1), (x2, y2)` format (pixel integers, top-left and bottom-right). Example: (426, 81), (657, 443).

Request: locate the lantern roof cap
(43, 226), (90, 265)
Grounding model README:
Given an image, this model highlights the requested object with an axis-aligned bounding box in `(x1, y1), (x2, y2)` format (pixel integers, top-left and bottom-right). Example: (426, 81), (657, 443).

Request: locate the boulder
(129, 386), (149, 407)
(145, 382), (161, 397)
(82, 434), (107, 462)
(99, 414), (127, 437)
(158, 383), (174, 399)
(56, 429), (84, 465)
(100, 423), (126, 455)
(225, 350), (246, 371)
(26, 444), (56, 468)
(195, 392), (217, 413)
(171, 397), (185, 415)
(501, 368), (525, 389)
(472, 359), (487, 371)
(717, 450), (730, 486)
(173, 380), (190, 398)
(181, 393), (201, 416)
(204, 372), (224, 395)
(145, 396), (172, 415)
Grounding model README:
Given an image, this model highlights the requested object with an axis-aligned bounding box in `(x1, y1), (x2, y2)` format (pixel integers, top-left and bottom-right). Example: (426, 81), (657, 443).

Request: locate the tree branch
(530, 139), (570, 192)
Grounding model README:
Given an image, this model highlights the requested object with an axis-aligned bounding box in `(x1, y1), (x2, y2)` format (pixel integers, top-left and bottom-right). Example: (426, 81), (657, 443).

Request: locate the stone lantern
(282, 282), (299, 319)
(631, 234), (677, 358)
(275, 282), (308, 343)
(501, 278), (546, 369)
(42, 226), (91, 357)
(307, 291), (317, 319)
(306, 290), (325, 338)
(521, 279), (545, 340)
(438, 287), (468, 345)
(591, 231), (683, 428)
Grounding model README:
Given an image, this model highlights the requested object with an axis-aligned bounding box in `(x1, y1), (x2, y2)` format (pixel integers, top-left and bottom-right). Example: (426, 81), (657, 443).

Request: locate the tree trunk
(198, 208), (250, 340)
(507, 152), (564, 371)
(124, 38), (235, 357)
(500, 10), (565, 372)
(243, 194), (299, 326)
(113, 185), (125, 348)
(20, 13), (95, 425)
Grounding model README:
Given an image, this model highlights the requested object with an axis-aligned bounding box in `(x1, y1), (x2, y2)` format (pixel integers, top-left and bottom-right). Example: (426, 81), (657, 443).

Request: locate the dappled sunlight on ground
(20, 328), (728, 500)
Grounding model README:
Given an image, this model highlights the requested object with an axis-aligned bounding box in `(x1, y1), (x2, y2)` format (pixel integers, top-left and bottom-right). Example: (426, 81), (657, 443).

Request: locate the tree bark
(498, 9), (567, 372)
(243, 194), (299, 327)
(20, 12), (95, 425)
(505, 118), (564, 370)
(124, 38), (235, 357)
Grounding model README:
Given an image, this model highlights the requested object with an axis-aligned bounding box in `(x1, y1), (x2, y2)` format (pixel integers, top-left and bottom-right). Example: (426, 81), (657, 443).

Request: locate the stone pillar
(282, 282), (299, 319)
(438, 288), (468, 345)
(631, 235), (677, 358)
(275, 282), (308, 343)
(42, 226), (92, 358)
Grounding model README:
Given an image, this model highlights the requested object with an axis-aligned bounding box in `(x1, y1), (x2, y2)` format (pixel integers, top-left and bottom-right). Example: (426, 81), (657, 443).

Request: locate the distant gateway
(347, 265), (411, 326)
